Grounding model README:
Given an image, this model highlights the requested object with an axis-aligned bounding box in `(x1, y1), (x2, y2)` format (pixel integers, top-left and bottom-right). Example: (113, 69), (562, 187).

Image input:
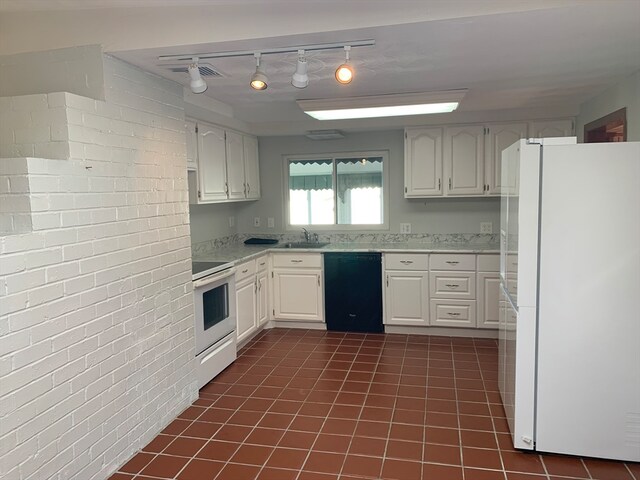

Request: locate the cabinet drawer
(272, 253), (322, 268)
(235, 259), (256, 282)
(384, 253), (429, 271)
(430, 271), (476, 299)
(255, 255), (268, 272)
(430, 254), (475, 271)
(477, 254), (499, 272)
(429, 299), (476, 328)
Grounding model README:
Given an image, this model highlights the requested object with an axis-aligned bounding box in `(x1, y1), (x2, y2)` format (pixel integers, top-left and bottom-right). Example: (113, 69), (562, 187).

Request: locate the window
(285, 151), (387, 229)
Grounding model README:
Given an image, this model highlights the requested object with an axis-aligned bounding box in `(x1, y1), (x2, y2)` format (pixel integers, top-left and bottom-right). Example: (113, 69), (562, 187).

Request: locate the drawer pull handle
(445, 284), (460, 288)
(291, 260), (303, 263)
(445, 261), (459, 265)
(259, 262), (265, 266)
(447, 312), (461, 316)
(400, 260), (414, 264)
(241, 269), (249, 273)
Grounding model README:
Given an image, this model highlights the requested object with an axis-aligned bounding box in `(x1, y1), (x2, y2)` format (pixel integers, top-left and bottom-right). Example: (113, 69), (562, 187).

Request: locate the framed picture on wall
(584, 107), (626, 142)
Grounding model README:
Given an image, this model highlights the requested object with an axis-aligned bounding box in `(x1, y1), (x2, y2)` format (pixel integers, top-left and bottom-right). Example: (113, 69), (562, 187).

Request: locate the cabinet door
(477, 272), (500, 329)
(243, 135), (261, 200)
(257, 270), (268, 326)
(404, 128), (443, 197)
(225, 130), (246, 200)
(444, 125), (485, 196)
(197, 124), (228, 202)
(384, 270), (429, 326)
(529, 119), (574, 138)
(485, 123), (527, 195)
(236, 276), (257, 343)
(185, 120), (198, 171)
(272, 269), (323, 322)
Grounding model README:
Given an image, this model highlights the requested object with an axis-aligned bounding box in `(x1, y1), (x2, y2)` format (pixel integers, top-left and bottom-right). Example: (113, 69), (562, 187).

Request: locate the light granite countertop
(192, 242), (500, 267)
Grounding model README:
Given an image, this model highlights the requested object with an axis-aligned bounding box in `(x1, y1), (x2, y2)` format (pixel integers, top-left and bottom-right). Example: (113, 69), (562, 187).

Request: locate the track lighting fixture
(291, 50), (309, 89)
(250, 53), (268, 91)
(335, 46), (354, 85)
(159, 40), (374, 93)
(187, 57), (208, 94)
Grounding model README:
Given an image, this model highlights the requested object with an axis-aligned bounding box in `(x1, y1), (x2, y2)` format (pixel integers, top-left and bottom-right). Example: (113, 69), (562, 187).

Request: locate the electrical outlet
(267, 217), (275, 228)
(254, 217), (261, 227)
(400, 223), (412, 234)
(480, 222), (493, 234)
(228, 216), (235, 227)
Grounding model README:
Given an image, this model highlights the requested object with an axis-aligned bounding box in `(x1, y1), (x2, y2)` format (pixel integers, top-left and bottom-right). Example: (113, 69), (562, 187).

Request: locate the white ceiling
(2, 1), (639, 135)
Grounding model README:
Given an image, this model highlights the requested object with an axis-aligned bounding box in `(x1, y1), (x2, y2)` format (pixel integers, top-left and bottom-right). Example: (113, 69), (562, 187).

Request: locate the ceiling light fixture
(187, 57), (208, 94)
(250, 53), (268, 91)
(335, 46), (353, 85)
(158, 40), (374, 92)
(291, 50), (309, 89)
(297, 90), (468, 121)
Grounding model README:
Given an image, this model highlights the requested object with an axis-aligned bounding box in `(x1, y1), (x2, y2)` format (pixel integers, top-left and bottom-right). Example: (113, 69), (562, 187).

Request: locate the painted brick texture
(0, 55), (197, 480)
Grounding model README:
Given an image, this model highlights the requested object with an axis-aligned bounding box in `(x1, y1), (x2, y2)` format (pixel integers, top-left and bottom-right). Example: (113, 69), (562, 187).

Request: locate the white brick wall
(0, 54), (197, 480)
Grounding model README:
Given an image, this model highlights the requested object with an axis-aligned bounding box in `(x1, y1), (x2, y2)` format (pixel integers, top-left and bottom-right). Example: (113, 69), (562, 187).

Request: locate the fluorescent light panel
(298, 90), (467, 120)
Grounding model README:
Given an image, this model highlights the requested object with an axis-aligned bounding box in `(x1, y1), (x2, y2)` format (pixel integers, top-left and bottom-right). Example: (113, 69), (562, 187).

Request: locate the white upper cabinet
(243, 135), (260, 200)
(404, 118), (573, 198)
(444, 125), (485, 196)
(197, 123), (228, 202)
(225, 130), (246, 200)
(189, 121), (261, 204)
(404, 127), (443, 197)
(529, 119), (574, 138)
(485, 123), (528, 195)
(186, 120), (198, 171)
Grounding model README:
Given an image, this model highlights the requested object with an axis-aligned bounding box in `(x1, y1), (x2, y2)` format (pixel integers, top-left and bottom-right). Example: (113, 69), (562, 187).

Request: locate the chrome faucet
(302, 228), (310, 242)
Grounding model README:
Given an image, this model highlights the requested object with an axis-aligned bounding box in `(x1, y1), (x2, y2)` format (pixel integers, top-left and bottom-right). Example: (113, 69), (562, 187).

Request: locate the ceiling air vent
(166, 63), (225, 77)
(305, 130), (345, 140)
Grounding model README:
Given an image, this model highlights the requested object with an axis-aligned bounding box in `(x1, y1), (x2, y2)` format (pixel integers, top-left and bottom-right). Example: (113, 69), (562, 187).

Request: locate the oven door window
(202, 283), (229, 330)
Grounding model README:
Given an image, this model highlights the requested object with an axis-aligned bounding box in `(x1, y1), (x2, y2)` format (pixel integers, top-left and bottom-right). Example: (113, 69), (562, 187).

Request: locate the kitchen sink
(281, 242), (329, 249)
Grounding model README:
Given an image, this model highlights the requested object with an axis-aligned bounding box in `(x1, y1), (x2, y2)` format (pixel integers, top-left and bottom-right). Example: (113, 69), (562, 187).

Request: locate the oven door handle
(193, 267), (236, 289)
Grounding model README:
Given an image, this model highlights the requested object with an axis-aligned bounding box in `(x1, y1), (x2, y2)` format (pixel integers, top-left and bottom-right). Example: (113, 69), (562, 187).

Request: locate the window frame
(283, 150), (389, 231)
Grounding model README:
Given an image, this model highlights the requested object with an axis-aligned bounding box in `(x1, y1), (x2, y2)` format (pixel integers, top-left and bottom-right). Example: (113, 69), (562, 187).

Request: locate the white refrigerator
(499, 137), (640, 462)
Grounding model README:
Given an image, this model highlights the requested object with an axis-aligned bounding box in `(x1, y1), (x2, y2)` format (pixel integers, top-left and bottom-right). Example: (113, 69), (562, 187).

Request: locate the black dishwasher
(323, 252), (383, 333)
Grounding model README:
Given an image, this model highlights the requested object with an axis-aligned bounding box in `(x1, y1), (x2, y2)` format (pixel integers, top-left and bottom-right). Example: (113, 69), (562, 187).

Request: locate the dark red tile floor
(111, 328), (638, 480)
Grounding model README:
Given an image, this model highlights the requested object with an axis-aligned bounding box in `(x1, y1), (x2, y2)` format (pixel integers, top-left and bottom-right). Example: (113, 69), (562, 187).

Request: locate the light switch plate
(267, 217), (275, 228)
(254, 217), (261, 227)
(400, 223), (412, 234)
(480, 222), (493, 234)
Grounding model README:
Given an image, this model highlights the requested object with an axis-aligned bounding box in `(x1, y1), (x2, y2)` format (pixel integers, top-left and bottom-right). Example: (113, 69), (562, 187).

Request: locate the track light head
(250, 53), (268, 91)
(335, 46), (353, 85)
(291, 49), (309, 89)
(187, 58), (208, 94)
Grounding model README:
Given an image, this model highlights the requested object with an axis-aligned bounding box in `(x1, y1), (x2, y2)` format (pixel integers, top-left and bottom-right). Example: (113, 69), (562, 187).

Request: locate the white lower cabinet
(383, 253), (429, 326)
(477, 254), (501, 329)
(235, 255), (268, 343)
(257, 269), (268, 327)
(429, 254), (476, 327)
(271, 253), (323, 323)
(384, 270), (429, 326)
(236, 274), (257, 343)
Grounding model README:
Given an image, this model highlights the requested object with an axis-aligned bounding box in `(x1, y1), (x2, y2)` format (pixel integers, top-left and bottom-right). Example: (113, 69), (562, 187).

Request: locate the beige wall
(234, 131), (500, 236)
(576, 70), (640, 142)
